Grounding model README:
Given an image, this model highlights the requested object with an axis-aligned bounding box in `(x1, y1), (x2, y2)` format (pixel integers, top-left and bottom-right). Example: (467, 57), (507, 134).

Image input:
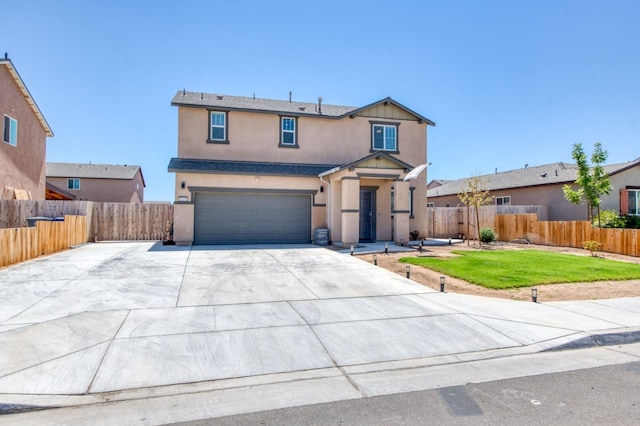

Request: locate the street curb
(546, 329), (640, 351)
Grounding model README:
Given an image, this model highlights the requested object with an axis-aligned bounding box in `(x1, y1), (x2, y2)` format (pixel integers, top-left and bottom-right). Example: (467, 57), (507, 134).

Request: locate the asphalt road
(172, 361), (640, 426)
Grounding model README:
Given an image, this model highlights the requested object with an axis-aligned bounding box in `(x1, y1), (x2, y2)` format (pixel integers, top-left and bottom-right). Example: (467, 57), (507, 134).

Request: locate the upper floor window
(67, 178), (80, 190)
(209, 111), (227, 143)
(372, 123), (397, 151)
(3, 115), (17, 146)
(496, 196), (511, 206)
(629, 190), (639, 215)
(280, 117), (297, 147)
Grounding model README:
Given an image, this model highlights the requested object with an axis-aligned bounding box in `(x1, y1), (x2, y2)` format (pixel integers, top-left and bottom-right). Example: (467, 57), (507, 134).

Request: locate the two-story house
(46, 162), (145, 203)
(168, 91), (434, 246)
(1, 56), (54, 199)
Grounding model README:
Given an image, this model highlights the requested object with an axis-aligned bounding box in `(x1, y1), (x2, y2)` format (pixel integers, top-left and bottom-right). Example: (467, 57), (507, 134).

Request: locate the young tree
(457, 176), (493, 245)
(562, 142), (612, 225)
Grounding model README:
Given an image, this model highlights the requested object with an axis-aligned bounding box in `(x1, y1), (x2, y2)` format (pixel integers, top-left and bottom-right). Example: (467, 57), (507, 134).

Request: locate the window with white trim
(209, 111), (227, 142)
(67, 178), (80, 190)
(629, 190), (640, 215)
(496, 196), (511, 206)
(3, 115), (17, 146)
(280, 117), (296, 146)
(372, 124), (397, 151)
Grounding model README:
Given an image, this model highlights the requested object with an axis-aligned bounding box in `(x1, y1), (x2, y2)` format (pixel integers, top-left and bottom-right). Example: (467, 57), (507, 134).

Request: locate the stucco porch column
(341, 177), (360, 247)
(173, 202), (194, 245)
(393, 179), (411, 244)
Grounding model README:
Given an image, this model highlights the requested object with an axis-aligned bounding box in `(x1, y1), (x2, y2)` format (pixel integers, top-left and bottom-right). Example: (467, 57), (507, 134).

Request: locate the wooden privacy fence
(426, 205), (548, 238)
(0, 215), (87, 268)
(495, 213), (640, 257)
(0, 200), (173, 241)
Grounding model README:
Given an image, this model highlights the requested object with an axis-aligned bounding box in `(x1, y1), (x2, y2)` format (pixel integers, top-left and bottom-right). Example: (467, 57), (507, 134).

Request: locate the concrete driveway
(1, 242), (640, 423)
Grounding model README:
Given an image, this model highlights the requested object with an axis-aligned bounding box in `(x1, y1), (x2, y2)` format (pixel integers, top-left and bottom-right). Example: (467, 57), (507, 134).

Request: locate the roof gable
(320, 152), (414, 177)
(348, 97), (435, 126)
(0, 59), (53, 137)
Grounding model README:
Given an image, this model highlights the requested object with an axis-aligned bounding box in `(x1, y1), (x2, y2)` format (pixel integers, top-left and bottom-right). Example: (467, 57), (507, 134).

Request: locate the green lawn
(399, 249), (640, 289)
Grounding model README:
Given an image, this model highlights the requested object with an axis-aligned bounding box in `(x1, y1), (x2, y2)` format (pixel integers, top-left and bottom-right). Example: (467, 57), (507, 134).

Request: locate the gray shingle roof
(168, 158), (340, 176)
(427, 158), (640, 197)
(171, 91), (435, 125)
(172, 91), (358, 118)
(46, 162), (143, 181)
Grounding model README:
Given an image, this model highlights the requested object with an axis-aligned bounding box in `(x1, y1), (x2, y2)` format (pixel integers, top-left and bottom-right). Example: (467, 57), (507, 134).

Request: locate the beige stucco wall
(0, 65), (47, 199)
(605, 166), (640, 213)
(174, 102), (430, 243)
(47, 171), (145, 203)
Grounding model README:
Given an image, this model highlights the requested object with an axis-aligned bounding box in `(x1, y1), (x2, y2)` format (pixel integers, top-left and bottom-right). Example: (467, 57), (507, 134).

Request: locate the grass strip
(399, 249), (640, 289)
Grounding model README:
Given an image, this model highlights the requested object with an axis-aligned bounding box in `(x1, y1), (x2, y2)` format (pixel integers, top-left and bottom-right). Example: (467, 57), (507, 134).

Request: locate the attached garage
(193, 192), (312, 244)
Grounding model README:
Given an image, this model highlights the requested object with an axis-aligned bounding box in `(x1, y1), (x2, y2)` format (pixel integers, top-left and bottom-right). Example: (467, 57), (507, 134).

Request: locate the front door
(359, 190), (374, 241)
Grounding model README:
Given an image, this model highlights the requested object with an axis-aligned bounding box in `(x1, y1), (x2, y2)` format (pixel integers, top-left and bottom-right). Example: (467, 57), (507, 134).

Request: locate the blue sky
(3, 0), (639, 201)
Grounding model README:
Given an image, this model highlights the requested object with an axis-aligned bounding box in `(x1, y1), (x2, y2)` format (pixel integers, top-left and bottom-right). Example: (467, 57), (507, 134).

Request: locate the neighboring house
(0, 56), (54, 199)
(168, 91), (435, 246)
(427, 159), (640, 221)
(46, 162), (145, 203)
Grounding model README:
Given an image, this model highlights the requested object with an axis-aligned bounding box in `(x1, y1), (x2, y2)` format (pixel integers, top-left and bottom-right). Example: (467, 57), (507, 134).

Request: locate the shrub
(593, 210), (626, 228)
(583, 240), (602, 257)
(623, 215), (640, 229)
(479, 228), (496, 243)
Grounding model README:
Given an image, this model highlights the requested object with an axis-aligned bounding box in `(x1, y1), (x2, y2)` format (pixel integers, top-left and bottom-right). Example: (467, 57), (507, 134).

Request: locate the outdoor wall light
(373, 254), (377, 265)
(385, 243), (389, 254)
(320, 186), (324, 193)
(531, 287), (538, 303)
(406, 265), (410, 278)
(440, 276), (446, 292)
(350, 245), (354, 255)
(181, 181), (186, 189)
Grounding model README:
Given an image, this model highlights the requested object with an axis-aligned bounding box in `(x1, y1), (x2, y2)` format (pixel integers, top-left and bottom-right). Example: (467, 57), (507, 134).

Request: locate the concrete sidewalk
(1, 242), (639, 424)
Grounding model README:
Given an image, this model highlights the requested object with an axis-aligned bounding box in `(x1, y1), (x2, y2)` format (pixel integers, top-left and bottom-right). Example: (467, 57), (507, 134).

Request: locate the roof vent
(289, 91), (292, 103)
(299, 106), (306, 111)
(541, 173), (547, 178)
(525, 163), (528, 168)
(216, 95), (223, 100)
(555, 169), (558, 176)
(318, 96), (323, 114)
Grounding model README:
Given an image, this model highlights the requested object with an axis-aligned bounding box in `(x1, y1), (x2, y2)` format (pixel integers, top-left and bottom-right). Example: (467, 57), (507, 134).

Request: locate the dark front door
(359, 190), (374, 242)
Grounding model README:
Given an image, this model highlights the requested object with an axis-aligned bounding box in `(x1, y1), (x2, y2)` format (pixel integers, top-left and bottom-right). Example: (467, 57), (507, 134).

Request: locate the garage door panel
(194, 193), (311, 245)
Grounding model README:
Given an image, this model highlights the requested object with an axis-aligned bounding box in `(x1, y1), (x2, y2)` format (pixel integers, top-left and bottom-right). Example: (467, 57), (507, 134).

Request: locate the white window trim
(3, 114), (18, 147)
(281, 117), (296, 146)
(67, 178), (80, 190)
(630, 189), (640, 216)
(209, 111), (227, 142)
(372, 124), (397, 151)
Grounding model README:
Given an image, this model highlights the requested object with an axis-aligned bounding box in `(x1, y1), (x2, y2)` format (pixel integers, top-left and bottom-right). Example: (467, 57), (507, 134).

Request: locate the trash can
(26, 217), (52, 227)
(313, 228), (329, 246)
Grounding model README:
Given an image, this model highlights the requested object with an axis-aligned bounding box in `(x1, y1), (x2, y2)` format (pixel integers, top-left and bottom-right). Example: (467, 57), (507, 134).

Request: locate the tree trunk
(475, 205), (481, 245)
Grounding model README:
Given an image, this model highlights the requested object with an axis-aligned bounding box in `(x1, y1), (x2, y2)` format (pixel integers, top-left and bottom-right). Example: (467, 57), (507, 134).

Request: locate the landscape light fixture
(531, 287), (538, 303)
(385, 243), (389, 254)
(419, 240), (423, 253)
(400, 239), (404, 247)
(405, 265), (410, 278)
(350, 245), (354, 256)
(373, 254), (377, 265)
(440, 276), (446, 292)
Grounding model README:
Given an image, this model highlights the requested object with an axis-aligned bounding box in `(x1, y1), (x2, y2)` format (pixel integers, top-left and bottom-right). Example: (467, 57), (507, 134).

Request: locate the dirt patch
(356, 242), (640, 302)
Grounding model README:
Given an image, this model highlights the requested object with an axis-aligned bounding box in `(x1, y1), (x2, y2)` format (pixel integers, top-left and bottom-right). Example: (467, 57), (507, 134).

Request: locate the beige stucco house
(46, 162), (145, 203)
(1, 56), (54, 199)
(169, 91), (435, 246)
(427, 159), (640, 220)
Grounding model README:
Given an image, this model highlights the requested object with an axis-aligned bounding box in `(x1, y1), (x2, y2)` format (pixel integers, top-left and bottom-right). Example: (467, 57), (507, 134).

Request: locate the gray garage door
(194, 192), (312, 245)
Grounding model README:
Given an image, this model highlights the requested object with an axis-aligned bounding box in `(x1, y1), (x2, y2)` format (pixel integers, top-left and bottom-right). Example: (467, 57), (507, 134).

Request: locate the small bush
(583, 240), (602, 257)
(479, 228), (496, 243)
(593, 210), (626, 228)
(623, 215), (640, 229)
